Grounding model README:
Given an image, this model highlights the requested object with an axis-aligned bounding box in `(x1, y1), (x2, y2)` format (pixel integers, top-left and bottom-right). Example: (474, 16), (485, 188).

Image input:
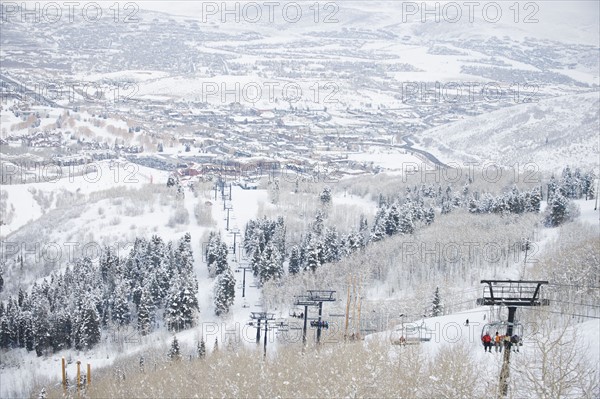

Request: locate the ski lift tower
(306, 290), (336, 345)
(294, 295), (318, 347)
(249, 312), (275, 357)
(476, 280), (549, 398)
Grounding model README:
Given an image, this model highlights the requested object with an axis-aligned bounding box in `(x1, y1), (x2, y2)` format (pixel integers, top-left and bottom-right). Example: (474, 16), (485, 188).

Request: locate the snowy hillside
(414, 91), (600, 171)
(1, 1), (599, 398)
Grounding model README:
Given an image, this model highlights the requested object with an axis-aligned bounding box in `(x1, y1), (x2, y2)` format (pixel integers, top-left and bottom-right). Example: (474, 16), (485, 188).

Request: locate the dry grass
(43, 340), (494, 399)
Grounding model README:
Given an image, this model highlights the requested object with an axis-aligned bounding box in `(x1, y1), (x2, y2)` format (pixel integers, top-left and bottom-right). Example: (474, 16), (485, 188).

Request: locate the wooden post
(344, 276), (351, 340)
(76, 361), (81, 391)
(87, 363), (91, 386)
(356, 278), (362, 340)
(351, 277), (357, 337)
(61, 357), (67, 391)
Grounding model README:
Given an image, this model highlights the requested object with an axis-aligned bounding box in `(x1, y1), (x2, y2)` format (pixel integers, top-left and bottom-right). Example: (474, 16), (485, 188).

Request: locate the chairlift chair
(480, 320), (524, 340)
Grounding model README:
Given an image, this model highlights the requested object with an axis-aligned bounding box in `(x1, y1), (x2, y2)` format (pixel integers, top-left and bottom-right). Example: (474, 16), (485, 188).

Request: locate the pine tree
(137, 288), (154, 336)
(441, 198), (452, 215)
(545, 193), (570, 227)
(424, 207), (435, 224)
(345, 231), (362, 254)
(322, 227), (341, 263)
(214, 266), (235, 316)
(165, 278), (184, 332)
(304, 237), (321, 273)
(168, 336), (181, 361)
(214, 242), (229, 276)
(77, 301), (101, 350)
(312, 210), (325, 236)
(179, 277), (199, 329)
(288, 246), (301, 275)
(273, 216), (286, 256)
(112, 282), (130, 327)
(385, 204), (400, 236)
(371, 207), (388, 242)
(259, 243), (283, 284)
(32, 297), (51, 356)
(320, 186), (332, 207)
(167, 175), (178, 188)
(206, 231), (218, 272)
(431, 287), (443, 317)
(21, 311), (35, 351)
(0, 316), (11, 349)
(99, 246), (119, 286)
(582, 171), (596, 200)
(358, 214), (369, 247)
(398, 209), (415, 235)
(175, 233), (194, 275)
(529, 187), (542, 212)
(50, 310), (72, 351)
(197, 338), (206, 358)
(547, 175), (558, 201)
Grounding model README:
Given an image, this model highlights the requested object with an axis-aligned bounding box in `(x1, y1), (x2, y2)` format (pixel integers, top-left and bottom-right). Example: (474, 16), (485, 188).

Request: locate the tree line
(0, 233), (199, 355)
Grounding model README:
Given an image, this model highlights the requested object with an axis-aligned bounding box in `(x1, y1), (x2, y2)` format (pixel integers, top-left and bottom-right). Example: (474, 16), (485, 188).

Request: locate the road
(400, 134), (449, 168)
(0, 73), (69, 109)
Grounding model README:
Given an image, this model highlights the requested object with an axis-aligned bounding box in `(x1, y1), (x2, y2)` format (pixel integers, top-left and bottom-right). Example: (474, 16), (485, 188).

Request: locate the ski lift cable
(519, 307), (600, 320)
(550, 299), (600, 308)
(548, 283), (600, 290)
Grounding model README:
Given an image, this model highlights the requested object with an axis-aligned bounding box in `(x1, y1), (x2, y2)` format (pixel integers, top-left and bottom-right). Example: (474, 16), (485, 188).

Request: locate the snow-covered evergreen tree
(320, 186), (332, 207)
(165, 278), (184, 332)
(137, 288), (154, 336)
(424, 207), (435, 224)
(214, 266), (235, 316)
(112, 282), (130, 327)
(197, 338), (206, 358)
(582, 171), (596, 200)
(545, 193), (570, 227)
(304, 237), (321, 273)
(371, 207), (387, 241)
(258, 243), (283, 284)
(430, 287), (443, 317)
(358, 214), (369, 247)
(288, 246), (301, 275)
(312, 210), (325, 236)
(322, 227), (341, 263)
(168, 336), (181, 361)
(76, 300), (101, 350)
(214, 241), (229, 276)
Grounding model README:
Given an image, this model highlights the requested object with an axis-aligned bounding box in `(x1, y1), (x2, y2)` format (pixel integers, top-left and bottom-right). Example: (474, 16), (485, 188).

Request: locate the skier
(482, 333), (492, 352)
(511, 334), (520, 352)
(494, 332), (502, 352)
(465, 319), (469, 326)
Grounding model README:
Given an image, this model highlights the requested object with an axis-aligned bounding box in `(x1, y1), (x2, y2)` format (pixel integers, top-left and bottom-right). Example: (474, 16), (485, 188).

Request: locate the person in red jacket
(482, 333), (492, 352)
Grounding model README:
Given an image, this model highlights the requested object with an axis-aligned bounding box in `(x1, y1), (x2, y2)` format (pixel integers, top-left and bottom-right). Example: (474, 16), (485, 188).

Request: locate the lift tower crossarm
(476, 280), (549, 307)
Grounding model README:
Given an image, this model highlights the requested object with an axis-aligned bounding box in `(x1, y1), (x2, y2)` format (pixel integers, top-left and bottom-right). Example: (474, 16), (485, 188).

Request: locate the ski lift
(480, 320), (524, 340)
(481, 304), (524, 339)
(288, 308), (304, 319)
(390, 322), (432, 345)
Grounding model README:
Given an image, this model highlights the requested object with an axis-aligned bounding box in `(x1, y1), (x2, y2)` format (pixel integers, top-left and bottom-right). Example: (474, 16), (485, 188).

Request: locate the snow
(347, 148), (425, 171)
(416, 91), (600, 172)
